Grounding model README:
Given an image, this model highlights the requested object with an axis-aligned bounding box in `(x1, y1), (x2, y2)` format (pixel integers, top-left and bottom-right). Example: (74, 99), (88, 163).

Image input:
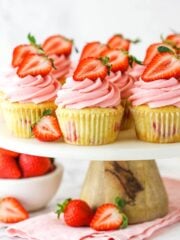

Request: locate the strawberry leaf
(115, 196), (126, 210)
(27, 33), (37, 45)
(129, 55), (143, 67)
(56, 199), (71, 218)
(158, 46), (174, 54)
(43, 109), (52, 116)
(121, 213), (128, 229)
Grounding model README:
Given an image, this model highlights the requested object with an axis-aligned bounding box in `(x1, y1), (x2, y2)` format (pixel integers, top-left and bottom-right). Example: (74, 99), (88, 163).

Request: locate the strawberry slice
(0, 197), (29, 223)
(107, 34), (131, 51)
(73, 57), (109, 81)
(12, 44), (37, 67)
(142, 52), (180, 81)
(101, 49), (129, 72)
(80, 42), (108, 60)
(0, 148), (19, 158)
(17, 53), (53, 78)
(90, 203), (127, 231)
(32, 115), (62, 142)
(42, 35), (73, 56)
(166, 34), (180, 47)
(143, 43), (175, 65)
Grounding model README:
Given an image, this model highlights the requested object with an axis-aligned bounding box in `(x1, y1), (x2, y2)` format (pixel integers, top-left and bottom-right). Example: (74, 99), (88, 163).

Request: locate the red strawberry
(80, 42), (108, 60)
(107, 34), (131, 51)
(17, 53), (53, 78)
(73, 57), (109, 81)
(90, 203), (127, 231)
(0, 154), (21, 179)
(143, 43), (175, 65)
(56, 199), (93, 227)
(166, 34), (180, 48)
(101, 49), (129, 72)
(19, 154), (53, 178)
(0, 197), (29, 223)
(42, 35), (72, 56)
(32, 115), (62, 142)
(0, 148), (19, 158)
(12, 44), (37, 67)
(142, 52), (180, 81)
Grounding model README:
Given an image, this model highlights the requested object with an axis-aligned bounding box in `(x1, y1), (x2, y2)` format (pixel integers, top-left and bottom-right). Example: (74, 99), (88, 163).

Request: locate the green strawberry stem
(115, 196), (126, 210)
(121, 213), (128, 229)
(128, 55), (143, 67)
(99, 56), (112, 75)
(56, 198), (71, 218)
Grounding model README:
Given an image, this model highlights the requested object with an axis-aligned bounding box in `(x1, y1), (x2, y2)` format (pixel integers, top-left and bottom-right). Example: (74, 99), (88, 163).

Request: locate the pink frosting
(50, 54), (71, 80)
(55, 77), (121, 109)
(129, 78), (180, 108)
(1, 68), (60, 104)
(127, 64), (146, 81)
(105, 71), (134, 99)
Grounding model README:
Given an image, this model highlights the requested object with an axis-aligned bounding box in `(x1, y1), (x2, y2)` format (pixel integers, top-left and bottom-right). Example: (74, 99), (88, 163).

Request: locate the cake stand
(0, 118), (180, 239)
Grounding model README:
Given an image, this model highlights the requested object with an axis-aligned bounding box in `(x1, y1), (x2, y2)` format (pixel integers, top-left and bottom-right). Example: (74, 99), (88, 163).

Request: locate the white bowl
(0, 164), (64, 211)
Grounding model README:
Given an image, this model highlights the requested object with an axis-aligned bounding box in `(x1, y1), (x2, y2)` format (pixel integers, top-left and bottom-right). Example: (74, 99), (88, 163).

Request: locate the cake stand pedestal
(80, 160), (168, 224)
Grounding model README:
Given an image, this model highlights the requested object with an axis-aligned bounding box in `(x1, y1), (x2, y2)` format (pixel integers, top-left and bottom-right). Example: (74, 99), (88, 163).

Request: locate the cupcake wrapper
(121, 99), (134, 130)
(56, 106), (124, 146)
(130, 106), (180, 143)
(1, 101), (57, 138)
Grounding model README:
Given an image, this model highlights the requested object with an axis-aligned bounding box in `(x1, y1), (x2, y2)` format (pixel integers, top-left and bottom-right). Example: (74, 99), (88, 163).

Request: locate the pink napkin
(5, 178), (180, 240)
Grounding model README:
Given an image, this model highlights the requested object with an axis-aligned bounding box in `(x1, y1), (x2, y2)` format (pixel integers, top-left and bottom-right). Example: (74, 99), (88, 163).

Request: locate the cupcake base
(56, 105), (124, 146)
(1, 100), (57, 138)
(130, 105), (180, 143)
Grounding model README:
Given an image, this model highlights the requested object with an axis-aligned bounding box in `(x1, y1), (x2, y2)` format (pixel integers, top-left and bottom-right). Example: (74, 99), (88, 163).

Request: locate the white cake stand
(0, 118), (179, 239)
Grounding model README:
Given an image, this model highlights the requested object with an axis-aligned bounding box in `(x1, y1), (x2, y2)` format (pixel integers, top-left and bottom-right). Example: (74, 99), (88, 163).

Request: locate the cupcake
(129, 47), (180, 143)
(55, 57), (124, 146)
(1, 45), (60, 138)
(42, 35), (73, 84)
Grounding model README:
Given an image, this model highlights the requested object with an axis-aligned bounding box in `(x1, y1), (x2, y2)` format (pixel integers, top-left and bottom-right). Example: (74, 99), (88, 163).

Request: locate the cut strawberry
(17, 53), (53, 77)
(80, 42), (108, 60)
(142, 52), (180, 81)
(166, 34), (180, 48)
(32, 115), (62, 142)
(0, 154), (21, 179)
(19, 154), (53, 178)
(56, 199), (93, 227)
(90, 203), (125, 231)
(0, 197), (29, 223)
(73, 57), (109, 81)
(100, 49), (129, 72)
(143, 43), (175, 65)
(12, 44), (37, 67)
(0, 148), (19, 158)
(107, 34), (131, 51)
(42, 35), (72, 56)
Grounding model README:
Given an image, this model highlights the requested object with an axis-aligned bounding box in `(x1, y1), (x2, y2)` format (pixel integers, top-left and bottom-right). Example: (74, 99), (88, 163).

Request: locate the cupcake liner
(121, 99), (134, 130)
(1, 100), (57, 138)
(130, 105), (180, 143)
(56, 105), (124, 145)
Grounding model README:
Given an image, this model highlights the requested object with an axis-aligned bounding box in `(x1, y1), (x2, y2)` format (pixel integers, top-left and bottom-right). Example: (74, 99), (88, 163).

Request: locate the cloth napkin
(4, 177), (180, 240)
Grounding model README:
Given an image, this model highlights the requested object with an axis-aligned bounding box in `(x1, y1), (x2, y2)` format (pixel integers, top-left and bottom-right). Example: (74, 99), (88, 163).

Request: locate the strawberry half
(0, 154), (21, 179)
(101, 49), (129, 72)
(166, 34), (180, 49)
(12, 44), (37, 67)
(56, 199), (93, 227)
(42, 35), (73, 56)
(17, 53), (53, 78)
(90, 203), (127, 231)
(19, 154), (53, 178)
(107, 34), (131, 51)
(80, 42), (108, 60)
(143, 43), (175, 65)
(142, 52), (180, 81)
(0, 197), (29, 223)
(73, 57), (109, 81)
(32, 115), (62, 142)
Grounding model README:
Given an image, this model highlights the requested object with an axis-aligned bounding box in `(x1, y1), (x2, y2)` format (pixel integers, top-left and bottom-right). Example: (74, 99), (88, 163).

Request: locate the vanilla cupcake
(1, 68), (60, 138)
(55, 76), (124, 146)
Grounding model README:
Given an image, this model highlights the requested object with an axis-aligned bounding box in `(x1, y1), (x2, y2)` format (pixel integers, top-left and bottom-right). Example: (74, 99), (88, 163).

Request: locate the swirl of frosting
(55, 77), (121, 109)
(50, 54), (71, 80)
(1, 68), (60, 104)
(129, 78), (180, 108)
(105, 71), (134, 99)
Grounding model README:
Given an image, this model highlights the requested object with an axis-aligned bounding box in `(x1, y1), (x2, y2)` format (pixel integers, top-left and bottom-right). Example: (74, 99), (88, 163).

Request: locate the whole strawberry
(0, 154), (21, 179)
(56, 199), (93, 227)
(19, 154), (53, 178)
